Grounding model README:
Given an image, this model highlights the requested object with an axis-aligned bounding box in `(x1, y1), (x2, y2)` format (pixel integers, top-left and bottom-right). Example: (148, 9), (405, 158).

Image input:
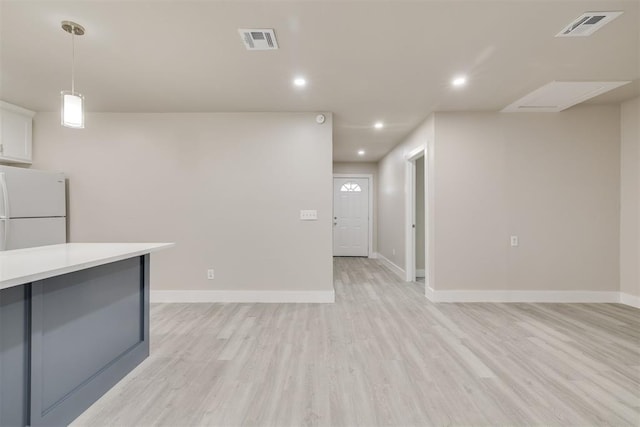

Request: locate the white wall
(333, 162), (377, 176)
(433, 106), (620, 292)
(620, 97), (640, 299)
(377, 115), (434, 271)
(378, 106), (621, 293)
(32, 112), (334, 297)
(332, 162), (378, 253)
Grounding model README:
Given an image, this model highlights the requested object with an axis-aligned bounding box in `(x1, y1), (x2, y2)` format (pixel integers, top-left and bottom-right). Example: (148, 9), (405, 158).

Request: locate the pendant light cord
(71, 27), (75, 95)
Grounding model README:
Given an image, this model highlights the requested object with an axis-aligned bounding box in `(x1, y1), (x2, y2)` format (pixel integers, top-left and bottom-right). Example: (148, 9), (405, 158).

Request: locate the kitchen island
(0, 243), (173, 427)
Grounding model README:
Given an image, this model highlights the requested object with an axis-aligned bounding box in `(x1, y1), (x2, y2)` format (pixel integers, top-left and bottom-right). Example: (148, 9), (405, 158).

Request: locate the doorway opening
(404, 146), (431, 296)
(415, 156), (426, 282)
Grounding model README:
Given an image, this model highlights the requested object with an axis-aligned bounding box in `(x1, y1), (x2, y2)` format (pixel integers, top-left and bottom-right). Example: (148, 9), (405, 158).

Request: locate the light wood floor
(73, 257), (640, 427)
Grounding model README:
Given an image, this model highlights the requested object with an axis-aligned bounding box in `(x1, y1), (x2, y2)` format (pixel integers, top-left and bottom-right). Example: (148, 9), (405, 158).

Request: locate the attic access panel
(501, 81), (631, 113)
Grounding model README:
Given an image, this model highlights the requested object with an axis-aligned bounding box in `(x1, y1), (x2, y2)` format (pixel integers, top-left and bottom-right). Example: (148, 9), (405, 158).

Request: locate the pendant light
(61, 21), (85, 129)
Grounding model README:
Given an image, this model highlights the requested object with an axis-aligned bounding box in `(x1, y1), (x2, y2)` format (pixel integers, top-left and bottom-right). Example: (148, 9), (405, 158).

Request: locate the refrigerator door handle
(0, 172), (8, 219)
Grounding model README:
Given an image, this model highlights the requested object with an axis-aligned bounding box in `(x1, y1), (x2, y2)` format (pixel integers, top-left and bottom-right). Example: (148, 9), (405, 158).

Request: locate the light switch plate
(300, 210), (318, 220)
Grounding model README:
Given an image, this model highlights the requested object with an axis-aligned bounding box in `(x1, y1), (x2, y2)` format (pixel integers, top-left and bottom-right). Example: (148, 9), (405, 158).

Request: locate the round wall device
(316, 114), (326, 124)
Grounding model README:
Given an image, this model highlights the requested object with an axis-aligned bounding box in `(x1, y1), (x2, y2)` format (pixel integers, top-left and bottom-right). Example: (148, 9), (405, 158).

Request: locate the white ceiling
(1, 0), (638, 162)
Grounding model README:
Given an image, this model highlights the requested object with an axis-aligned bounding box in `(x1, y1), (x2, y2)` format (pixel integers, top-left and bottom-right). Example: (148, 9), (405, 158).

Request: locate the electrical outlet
(392, 248), (396, 256)
(207, 269), (215, 280)
(510, 236), (519, 247)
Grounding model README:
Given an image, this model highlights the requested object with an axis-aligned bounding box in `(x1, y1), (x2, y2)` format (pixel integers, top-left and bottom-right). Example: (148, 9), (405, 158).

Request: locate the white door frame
(333, 174), (374, 258)
(404, 145), (434, 296)
(405, 147), (423, 282)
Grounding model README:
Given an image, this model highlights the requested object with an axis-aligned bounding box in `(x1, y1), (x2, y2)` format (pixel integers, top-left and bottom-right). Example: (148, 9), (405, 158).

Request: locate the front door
(333, 177), (369, 256)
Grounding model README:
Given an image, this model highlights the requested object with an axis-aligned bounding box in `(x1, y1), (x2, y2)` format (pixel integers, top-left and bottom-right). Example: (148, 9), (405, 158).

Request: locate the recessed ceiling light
(374, 122), (384, 129)
(452, 76), (467, 87)
(358, 150), (365, 156)
(293, 77), (307, 87)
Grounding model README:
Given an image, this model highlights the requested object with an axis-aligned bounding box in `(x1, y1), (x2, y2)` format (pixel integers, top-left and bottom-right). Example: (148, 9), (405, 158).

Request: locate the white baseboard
(374, 252), (405, 279)
(416, 269), (425, 278)
(428, 290), (621, 304)
(151, 287), (639, 308)
(151, 289), (335, 303)
(619, 292), (640, 309)
(425, 285), (435, 302)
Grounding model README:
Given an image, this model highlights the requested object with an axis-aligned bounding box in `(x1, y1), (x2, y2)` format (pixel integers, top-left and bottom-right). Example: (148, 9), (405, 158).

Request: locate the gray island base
(0, 243), (172, 427)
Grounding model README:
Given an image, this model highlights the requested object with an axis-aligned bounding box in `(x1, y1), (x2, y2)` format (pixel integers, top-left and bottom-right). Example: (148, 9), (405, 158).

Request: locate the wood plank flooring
(72, 257), (640, 426)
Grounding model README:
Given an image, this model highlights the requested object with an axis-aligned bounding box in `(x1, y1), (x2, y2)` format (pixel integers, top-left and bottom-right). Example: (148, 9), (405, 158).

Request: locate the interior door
(333, 177), (369, 256)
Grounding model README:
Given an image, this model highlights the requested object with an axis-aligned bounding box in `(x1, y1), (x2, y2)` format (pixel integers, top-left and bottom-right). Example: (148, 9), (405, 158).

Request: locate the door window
(340, 182), (362, 192)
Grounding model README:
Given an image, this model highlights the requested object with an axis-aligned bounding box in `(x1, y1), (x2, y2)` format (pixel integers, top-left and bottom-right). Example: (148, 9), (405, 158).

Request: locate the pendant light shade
(60, 21), (85, 129)
(61, 91), (84, 128)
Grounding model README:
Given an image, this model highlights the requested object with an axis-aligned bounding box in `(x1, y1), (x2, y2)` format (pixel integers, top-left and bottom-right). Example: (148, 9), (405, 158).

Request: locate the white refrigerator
(0, 165), (66, 250)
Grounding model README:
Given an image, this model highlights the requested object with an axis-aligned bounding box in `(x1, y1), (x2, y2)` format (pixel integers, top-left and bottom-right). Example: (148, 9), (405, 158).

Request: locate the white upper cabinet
(0, 101), (35, 164)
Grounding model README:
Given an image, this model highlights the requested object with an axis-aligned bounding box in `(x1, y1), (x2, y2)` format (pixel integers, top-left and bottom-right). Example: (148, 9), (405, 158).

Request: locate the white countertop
(0, 243), (174, 290)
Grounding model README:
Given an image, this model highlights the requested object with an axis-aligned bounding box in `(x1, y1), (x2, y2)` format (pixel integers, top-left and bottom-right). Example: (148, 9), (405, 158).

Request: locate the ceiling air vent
(238, 29), (279, 50)
(556, 11), (623, 37)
